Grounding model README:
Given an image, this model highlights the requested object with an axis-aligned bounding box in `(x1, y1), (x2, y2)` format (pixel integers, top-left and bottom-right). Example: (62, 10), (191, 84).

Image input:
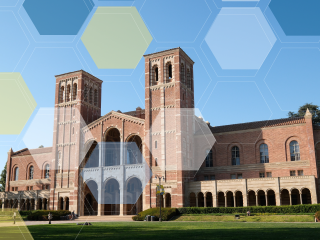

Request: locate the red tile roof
(210, 117), (306, 134)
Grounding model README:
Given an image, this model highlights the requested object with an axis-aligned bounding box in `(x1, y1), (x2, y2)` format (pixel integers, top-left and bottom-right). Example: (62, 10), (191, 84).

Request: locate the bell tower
(143, 48), (195, 209)
(50, 70), (102, 211)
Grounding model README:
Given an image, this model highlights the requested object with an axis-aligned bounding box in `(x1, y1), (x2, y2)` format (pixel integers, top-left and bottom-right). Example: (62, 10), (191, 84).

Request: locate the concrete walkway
(24, 215), (134, 225)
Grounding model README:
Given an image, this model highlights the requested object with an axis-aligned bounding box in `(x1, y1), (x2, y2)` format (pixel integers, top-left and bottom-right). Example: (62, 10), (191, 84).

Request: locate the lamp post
(155, 175), (165, 222)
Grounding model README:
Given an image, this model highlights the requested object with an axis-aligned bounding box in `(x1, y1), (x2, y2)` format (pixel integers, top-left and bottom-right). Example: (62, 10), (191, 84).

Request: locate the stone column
(196, 196), (198, 207)
(1, 199), (4, 211)
(35, 198), (38, 210)
(224, 195), (227, 207)
(265, 194), (268, 206)
(204, 196), (207, 208)
(233, 195), (236, 207)
(255, 194), (258, 206)
(213, 196), (217, 208)
(42, 199), (45, 210)
(300, 193), (303, 205)
(163, 195), (166, 208)
(276, 177), (281, 206)
(289, 193), (292, 206)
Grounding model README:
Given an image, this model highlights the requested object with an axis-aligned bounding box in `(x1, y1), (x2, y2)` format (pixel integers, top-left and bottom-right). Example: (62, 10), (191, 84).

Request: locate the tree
(39, 145), (44, 148)
(288, 103), (320, 125)
(0, 164), (6, 192)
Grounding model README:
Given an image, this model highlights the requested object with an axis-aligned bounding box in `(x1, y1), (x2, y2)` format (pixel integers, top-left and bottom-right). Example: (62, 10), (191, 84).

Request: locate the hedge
(132, 208), (177, 221)
(177, 204), (320, 214)
(26, 210), (71, 221)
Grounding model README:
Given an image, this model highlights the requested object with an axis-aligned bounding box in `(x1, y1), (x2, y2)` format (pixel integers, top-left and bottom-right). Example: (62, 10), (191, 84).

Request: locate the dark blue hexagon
(269, 0), (320, 36)
(23, 0), (94, 35)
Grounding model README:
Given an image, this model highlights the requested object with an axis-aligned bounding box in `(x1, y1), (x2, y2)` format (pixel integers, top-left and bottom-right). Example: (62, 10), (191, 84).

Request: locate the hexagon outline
(0, 0), (20, 7)
(139, 0), (212, 43)
(264, 3), (320, 44)
(17, 0), (94, 43)
(0, 10), (30, 73)
(212, 0), (260, 9)
(200, 81), (273, 145)
(81, 6), (152, 69)
(263, 47), (320, 112)
(201, 7), (277, 77)
(0, 72), (37, 135)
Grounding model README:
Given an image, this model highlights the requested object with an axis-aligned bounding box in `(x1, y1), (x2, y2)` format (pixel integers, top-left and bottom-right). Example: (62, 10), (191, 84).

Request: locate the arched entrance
(156, 194), (164, 208)
(206, 192), (213, 207)
(217, 192), (225, 207)
(281, 189), (290, 205)
(103, 179), (120, 215)
(302, 188), (311, 204)
(125, 177), (142, 215)
(126, 135), (143, 164)
(267, 189), (276, 206)
(59, 197), (64, 210)
(226, 191), (234, 207)
(65, 197), (69, 210)
(82, 140), (99, 168)
(197, 192), (204, 207)
(248, 190), (256, 206)
(104, 128), (121, 166)
(38, 198), (42, 210)
(83, 180), (98, 216)
(291, 189), (300, 205)
(257, 190), (266, 206)
(235, 191), (243, 207)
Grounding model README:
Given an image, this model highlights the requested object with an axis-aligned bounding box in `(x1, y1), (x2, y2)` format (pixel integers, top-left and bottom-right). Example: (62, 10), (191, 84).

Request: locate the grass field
(22, 222), (320, 240)
(173, 214), (315, 222)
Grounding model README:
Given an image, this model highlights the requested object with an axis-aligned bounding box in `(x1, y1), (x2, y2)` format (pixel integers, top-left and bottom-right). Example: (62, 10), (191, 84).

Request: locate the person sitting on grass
(247, 210), (251, 216)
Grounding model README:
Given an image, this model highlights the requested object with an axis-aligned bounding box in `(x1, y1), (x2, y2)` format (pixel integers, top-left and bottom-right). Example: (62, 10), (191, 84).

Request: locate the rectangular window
(298, 170), (304, 176)
(266, 172), (272, 178)
(231, 174), (236, 179)
(11, 187), (14, 191)
(30, 186), (33, 190)
(290, 170), (296, 176)
(155, 141), (158, 149)
(237, 174), (242, 179)
(46, 185), (50, 190)
(259, 172), (265, 178)
(210, 175), (215, 180)
(15, 187), (18, 191)
(26, 186), (29, 191)
(204, 175), (209, 181)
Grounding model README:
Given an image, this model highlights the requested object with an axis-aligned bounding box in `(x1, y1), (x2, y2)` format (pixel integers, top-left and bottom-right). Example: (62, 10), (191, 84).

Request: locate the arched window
(290, 141), (300, 161)
(260, 144), (269, 163)
(166, 62), (172, 82)
(45, 164), (50, 179)
(187, 69), (191, 89)
(94, 89), (98, 106)
(180, 63), (185, 84)
(59, 86), (64, 103)
(29, 166), (34, 180)
(152, 65), (159, 85)
(89, 88), (93, 104)
(231, 146), (240, 165)
(72, 83), (77, 101)
(84, 85), (88, 102)
(14, 167), (19, 181)
(58, 151), (62, 159)
(205, 149), (213, 167)
(155, 141), (158, 149)
(66, 85), (71, 102)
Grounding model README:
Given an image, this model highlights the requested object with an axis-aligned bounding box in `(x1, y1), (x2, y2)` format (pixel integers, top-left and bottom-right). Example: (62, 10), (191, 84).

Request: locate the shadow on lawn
(26, 222), (320, 240)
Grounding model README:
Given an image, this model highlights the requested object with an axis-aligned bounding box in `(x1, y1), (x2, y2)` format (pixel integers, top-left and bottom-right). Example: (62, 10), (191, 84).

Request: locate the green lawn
(23, 222), (320, 240)
(173, 214), (315, 222)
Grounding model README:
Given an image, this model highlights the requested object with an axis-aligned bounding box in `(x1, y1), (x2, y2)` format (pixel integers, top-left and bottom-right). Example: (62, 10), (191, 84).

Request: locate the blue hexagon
(205, 8), (276, 70)
(0, 12), (29, 72)
(269, 0), (320, 36)
(140, 0), (211, 42)
(23, 0), (94, 35)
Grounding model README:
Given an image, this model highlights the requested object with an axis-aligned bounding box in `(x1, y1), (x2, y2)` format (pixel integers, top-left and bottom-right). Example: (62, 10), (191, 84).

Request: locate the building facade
(1, 48), (320, 215)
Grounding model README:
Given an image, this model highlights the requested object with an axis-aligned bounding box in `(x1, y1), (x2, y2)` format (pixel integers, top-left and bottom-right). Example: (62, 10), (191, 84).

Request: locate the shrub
(177, 204), (320, 215)
(132, 208), (177, 221)
(27, 210), (71, 221)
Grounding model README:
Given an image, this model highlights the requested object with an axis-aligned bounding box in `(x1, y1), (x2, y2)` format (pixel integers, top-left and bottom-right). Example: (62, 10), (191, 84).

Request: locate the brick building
(1, 48), (320, 215)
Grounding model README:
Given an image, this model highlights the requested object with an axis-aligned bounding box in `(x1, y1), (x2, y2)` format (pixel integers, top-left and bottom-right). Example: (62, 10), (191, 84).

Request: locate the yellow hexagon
(0, 73), (37, 134)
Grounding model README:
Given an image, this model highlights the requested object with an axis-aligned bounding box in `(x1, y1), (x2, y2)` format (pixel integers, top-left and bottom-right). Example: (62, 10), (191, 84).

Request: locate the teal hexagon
(0, 73), (37, 134)
(81, 7), (152, 69)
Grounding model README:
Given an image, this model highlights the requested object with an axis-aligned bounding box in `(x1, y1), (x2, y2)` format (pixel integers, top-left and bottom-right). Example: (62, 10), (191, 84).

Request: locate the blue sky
(0, 0), (320, 171)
